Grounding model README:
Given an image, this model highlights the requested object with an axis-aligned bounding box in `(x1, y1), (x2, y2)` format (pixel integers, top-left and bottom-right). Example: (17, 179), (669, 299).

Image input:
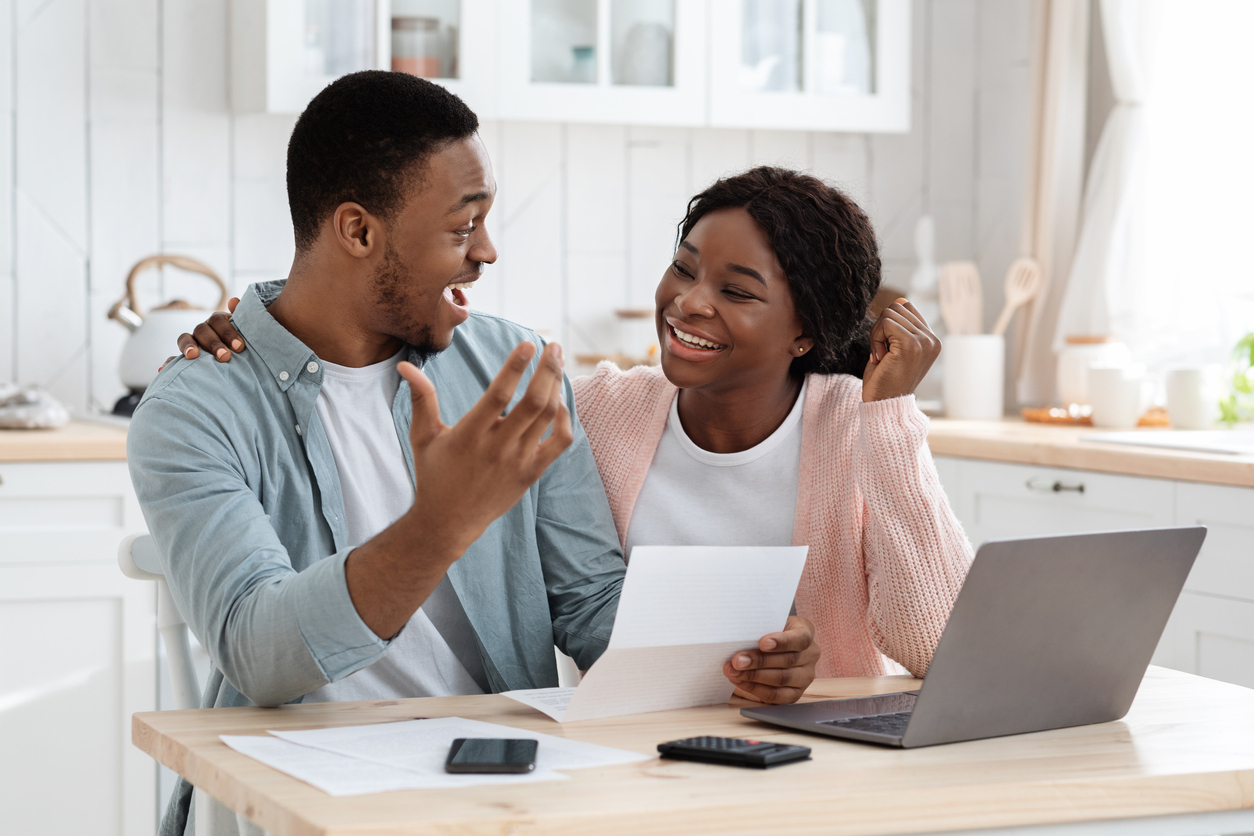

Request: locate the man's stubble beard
(370, 241), (441, 365)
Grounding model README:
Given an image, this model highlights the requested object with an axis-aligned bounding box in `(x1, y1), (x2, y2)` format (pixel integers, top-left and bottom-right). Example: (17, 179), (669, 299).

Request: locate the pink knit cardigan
(572, 363), (973, 679)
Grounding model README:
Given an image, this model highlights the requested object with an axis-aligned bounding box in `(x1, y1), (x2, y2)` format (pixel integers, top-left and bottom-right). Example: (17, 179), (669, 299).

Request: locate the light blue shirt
(128, 281), (624, 835)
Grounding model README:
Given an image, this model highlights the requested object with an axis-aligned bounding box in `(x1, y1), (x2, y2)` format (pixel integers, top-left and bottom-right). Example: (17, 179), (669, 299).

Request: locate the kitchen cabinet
(0, 459), (157, 836)
(936, 458), (1175, 547)
(933, 455), (1254, 690)
(231, 0), (389, 114)
(1160, 483), (1254, 689)
(232, 0), (910, 133)
(381, 0), (500, 119)
(496, 0), (708, 125)
(709, 0), (910, 131)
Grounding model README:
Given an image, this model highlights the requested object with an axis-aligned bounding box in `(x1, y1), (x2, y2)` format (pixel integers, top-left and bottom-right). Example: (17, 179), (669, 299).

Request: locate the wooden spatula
(991, 257), (1042, 336)
(938, 261), (982, 335)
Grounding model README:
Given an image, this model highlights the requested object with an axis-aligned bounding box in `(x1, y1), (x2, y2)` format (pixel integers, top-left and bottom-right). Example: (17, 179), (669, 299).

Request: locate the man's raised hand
(398, 341), (572, 558)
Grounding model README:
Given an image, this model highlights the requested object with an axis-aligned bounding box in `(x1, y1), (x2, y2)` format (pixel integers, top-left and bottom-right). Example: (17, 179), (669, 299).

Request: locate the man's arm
(533, 372), (625, 670)
(128, 398), (390, 707)
(131, 342), (573, 705)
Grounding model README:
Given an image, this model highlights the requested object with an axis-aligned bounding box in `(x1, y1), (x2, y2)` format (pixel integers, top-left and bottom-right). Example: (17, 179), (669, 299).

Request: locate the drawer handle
(1026, 477), (1085, 494)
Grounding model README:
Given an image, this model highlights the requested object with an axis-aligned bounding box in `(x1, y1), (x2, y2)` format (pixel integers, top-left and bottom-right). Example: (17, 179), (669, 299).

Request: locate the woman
(178, 167), (972, 703)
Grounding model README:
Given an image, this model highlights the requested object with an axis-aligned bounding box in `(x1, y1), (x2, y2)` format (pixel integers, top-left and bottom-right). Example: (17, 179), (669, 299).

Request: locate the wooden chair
(118, 533), (268, 836)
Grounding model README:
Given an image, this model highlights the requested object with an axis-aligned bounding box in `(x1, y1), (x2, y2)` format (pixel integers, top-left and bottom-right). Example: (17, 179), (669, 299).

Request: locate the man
(131, 70), (624, 836)
(132, 71), (813, 836)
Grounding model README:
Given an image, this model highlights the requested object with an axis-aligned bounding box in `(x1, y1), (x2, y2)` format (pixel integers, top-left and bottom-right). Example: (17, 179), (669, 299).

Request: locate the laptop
(741, 527), (1206, 748)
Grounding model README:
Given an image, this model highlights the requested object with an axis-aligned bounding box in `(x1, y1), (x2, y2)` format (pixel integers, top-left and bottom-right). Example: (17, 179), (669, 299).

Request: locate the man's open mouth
(446, 280), (475, 307)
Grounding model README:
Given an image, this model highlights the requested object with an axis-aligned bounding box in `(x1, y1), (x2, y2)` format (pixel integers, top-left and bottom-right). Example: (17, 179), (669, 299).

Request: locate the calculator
(656, 736), (811, 768)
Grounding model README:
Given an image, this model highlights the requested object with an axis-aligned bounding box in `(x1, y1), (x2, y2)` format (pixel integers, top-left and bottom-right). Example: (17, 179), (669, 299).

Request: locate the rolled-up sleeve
(128, 396), (390, 707)
(534, 374), (625, 671)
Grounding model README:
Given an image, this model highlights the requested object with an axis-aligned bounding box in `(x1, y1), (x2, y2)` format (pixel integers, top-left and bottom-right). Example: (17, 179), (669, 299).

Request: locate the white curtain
(1050, 0), (1157, 350)
(1014, 0), (1090, 406)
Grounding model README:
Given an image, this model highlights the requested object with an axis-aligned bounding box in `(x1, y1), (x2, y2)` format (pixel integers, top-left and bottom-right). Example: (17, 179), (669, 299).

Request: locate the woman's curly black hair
(677, 166), (881, 378)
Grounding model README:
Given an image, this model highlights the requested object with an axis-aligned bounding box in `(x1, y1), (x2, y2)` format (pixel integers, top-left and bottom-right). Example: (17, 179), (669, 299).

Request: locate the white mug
(943, 334), (1005, 420)
(1088, 365), (1145, 429)
(1165, 365), (1221, 430)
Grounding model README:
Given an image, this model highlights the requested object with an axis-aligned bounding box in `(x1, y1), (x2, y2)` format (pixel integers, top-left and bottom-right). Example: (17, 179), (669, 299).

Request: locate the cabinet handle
(1025, 477), (1085, 494)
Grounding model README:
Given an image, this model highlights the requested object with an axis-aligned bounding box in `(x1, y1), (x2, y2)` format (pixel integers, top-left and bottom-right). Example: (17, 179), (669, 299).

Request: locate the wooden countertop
(928, 418), (1254, 488)
(0, 419), (128, 462)
(5, 415), (1253, 490)
(132, 668), (1254, 836)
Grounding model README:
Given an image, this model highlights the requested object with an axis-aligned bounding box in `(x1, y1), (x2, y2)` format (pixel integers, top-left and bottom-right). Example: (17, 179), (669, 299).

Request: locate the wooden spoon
(938, 261), (982, 335)
(991, 257), (1042, 336)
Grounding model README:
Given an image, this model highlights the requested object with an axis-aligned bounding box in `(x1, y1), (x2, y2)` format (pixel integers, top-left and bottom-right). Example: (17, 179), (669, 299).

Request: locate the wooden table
(133, 667), (1254, 836)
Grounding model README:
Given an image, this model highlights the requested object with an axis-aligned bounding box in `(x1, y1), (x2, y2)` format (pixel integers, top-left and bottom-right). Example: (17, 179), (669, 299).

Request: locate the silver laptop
(741, 527), (1206, 748)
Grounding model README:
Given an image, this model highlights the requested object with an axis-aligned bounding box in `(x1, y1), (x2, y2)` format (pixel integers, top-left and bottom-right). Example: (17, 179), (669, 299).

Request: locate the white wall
(0, 0), (1030, 412)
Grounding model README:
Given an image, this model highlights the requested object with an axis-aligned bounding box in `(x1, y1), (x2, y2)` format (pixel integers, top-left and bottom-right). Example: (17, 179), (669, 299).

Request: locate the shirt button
(307, 361), (319, 374)
(279, 371), (289, 381)
(295, 424), (302, 436)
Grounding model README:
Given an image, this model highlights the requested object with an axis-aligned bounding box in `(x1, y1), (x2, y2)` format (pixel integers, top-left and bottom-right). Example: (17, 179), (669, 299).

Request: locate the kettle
(107, 254), (229, 415)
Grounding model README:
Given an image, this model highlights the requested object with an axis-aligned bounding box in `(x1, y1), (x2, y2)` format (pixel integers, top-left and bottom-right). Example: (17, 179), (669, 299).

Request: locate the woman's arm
(855, 398), (974, 677)
(855, 298), (971, 677)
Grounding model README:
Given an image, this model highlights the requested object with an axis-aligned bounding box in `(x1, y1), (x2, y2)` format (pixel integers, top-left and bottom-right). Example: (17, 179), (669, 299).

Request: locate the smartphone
(444, 738), (538, 774)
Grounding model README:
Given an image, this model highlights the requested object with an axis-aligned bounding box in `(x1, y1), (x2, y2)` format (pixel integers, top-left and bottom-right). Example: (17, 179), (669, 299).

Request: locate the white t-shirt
(624, 379), (806, 559)
(305, 351), (485, 702)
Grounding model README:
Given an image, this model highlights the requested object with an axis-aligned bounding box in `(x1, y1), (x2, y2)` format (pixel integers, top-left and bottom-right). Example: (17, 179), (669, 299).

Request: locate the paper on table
(505, 545), (808, 722)
(269, 716), (647, 777)
(218, 734), (533, 796)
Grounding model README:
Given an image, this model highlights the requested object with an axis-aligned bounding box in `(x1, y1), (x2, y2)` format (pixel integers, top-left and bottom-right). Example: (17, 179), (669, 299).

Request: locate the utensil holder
(943, 334), (1005, 420)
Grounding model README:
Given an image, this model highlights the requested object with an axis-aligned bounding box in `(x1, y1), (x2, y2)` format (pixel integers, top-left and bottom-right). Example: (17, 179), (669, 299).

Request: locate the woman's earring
(797, 347), (806, 355)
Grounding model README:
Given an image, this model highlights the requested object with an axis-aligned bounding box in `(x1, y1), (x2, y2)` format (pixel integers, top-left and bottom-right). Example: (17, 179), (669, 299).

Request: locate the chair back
(117, 533), (201, 711)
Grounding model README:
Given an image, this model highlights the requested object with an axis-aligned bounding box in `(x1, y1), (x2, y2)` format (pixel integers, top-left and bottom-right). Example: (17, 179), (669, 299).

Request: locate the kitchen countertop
(0, 420), (129, 462)
(928, 418), (1254, 488)
(5, 416), (1254, 489)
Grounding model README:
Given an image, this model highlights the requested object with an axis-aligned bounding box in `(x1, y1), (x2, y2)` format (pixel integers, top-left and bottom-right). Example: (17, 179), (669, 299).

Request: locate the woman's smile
(665, 318), (729, 362)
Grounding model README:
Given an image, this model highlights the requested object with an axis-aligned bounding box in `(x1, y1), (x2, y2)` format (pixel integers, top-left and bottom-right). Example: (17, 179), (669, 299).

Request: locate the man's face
(368, 134), (497, 356)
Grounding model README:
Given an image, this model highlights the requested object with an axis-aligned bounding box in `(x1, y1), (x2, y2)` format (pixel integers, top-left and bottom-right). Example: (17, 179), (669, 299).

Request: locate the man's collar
(231, 279), (431, 388)
(231, 282), (321, 392)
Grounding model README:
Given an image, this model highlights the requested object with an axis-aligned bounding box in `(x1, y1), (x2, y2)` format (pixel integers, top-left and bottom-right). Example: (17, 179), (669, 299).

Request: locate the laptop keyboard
(819, 711), (912, 737)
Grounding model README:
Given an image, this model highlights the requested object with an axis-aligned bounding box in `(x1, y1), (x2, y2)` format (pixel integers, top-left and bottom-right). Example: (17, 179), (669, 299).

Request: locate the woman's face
(655, 207), (813, 393)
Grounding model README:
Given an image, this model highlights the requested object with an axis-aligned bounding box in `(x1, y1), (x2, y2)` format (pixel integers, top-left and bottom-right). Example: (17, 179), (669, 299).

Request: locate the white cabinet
(382, 0), (501, 119)
(497, 0), (708, 125)
(231, 0), (389, 114)
(936, 457), (1175, 548)
(934, 455), (1254, 691)
(1159, 483), (1254, 689)
(0, 462), (156, 836)
(233, 0), (909, 133)
(709, 0), (910, 131)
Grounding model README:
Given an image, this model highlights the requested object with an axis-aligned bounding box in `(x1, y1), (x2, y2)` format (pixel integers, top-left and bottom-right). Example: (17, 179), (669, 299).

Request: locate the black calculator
(657, 736), (811, 768)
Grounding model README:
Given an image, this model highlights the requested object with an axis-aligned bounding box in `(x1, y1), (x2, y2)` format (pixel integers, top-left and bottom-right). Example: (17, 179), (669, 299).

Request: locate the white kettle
(108, 254), (229, 402)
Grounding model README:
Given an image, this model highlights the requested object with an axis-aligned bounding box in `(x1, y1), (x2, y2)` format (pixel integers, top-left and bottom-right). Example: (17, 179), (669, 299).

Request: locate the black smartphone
(444, 738), (538, 774)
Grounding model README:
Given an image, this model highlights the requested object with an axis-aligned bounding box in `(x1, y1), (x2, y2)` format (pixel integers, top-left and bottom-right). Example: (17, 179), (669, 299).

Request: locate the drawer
(0, 461), (143, 564)
(956, 459), (1175, 547)
(1175, 482), (1254, 602)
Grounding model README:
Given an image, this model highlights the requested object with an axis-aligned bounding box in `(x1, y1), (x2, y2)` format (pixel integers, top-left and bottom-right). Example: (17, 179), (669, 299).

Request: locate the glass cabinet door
(379, 0), (499, 118)
(232, 0), (389, 113)
(710, 0), (908, 132)
(498, 0), (706, 125)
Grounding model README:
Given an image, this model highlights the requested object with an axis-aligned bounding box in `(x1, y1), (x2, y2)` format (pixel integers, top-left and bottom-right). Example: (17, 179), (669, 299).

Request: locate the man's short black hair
(286, 70), (479, 251)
